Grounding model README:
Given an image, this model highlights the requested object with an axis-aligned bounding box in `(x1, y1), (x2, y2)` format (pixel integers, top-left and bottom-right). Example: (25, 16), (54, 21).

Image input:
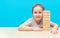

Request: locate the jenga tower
(43, 10), (50, 31)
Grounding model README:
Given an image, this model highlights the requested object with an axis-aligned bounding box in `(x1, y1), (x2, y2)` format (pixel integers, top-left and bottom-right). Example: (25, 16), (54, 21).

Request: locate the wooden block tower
(43, 10), (50, 31)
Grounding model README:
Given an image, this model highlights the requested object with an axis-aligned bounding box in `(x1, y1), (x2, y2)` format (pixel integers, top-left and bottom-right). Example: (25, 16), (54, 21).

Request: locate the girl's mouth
(36, 16), (40, 18)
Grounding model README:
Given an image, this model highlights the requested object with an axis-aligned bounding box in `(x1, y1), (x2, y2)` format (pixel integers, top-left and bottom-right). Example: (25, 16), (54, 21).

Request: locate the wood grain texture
(43, 10), (50, 31)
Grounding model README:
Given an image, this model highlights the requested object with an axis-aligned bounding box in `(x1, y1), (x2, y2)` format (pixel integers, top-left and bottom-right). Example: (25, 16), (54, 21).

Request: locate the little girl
(18, 4), (58, 34)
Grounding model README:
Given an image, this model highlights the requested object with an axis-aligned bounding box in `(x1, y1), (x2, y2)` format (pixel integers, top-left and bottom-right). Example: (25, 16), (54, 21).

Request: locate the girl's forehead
(33, 6), (43, 11)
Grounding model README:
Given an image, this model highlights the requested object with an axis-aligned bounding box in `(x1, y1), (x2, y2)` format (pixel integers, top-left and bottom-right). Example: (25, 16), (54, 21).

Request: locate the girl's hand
(33, 27), (43, 32)
(50, 28), (58, 34)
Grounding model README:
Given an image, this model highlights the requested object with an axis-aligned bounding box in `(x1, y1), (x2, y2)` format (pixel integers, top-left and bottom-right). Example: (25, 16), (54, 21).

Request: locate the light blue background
(0, 0), (60, 27)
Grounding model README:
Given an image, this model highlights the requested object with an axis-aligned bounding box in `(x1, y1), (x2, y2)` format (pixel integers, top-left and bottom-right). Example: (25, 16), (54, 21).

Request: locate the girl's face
(33, 6), (43, 21)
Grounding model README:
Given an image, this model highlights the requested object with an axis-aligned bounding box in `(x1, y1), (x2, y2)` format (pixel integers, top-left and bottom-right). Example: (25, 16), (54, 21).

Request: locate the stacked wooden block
(43, 10), (50, 31)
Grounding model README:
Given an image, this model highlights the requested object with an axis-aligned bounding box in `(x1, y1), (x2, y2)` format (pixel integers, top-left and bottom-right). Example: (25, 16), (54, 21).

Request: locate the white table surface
(0, 27), (60, 38)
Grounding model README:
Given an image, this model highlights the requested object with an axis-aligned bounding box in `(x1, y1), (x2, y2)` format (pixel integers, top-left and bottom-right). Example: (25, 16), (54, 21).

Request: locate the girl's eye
(39, 12), (41, 14)
(34, 12), (37, 14)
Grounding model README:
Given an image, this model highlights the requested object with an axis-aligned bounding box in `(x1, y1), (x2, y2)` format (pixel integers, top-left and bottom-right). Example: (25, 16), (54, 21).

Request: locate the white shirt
(21, 18), (43, 28)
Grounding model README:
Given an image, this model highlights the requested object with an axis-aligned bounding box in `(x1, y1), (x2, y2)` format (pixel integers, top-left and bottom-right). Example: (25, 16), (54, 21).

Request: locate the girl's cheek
(39, 14), (43, 17)
(40, 14), (43, 18)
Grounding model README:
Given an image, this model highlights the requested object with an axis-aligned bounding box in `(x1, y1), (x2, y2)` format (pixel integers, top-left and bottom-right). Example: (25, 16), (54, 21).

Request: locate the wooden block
(43, 10), (50, 31)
